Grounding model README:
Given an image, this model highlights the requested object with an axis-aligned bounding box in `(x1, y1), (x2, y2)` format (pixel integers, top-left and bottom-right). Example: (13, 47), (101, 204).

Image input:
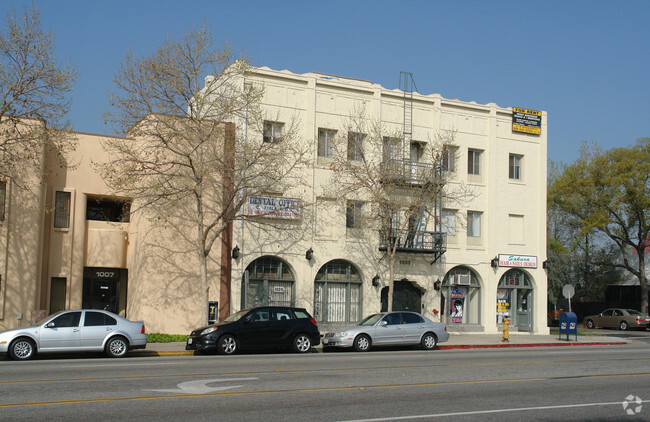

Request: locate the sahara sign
(498, 254), (538, 268)
(247, 195), (302, 220)
(512, 107), (541, 135)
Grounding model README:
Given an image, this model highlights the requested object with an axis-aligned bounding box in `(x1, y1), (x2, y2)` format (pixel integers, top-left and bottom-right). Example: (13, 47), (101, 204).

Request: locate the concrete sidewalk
(135, 333), (628, 356)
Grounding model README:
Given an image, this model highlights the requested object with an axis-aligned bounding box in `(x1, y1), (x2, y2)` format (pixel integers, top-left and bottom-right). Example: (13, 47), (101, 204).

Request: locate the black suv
(186, 306), (320, 354)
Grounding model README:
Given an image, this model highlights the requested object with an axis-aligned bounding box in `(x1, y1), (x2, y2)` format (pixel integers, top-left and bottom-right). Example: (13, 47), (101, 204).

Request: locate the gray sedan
(0, 309), (147, 360)
(322, 311), (449, 352)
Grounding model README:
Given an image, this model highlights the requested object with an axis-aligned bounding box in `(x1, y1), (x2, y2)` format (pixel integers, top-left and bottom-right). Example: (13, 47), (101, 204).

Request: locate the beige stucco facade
(1, 130), (231, 334)
(0, 65), (548, 335)
(223, 66), (549, 334)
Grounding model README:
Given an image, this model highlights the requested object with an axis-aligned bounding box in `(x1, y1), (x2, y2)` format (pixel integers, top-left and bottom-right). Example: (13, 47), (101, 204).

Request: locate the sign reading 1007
(512, 107), (542, 135)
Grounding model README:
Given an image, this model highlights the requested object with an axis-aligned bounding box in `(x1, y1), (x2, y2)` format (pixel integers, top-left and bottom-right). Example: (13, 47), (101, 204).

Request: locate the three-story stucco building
(218, 66), (549, 334)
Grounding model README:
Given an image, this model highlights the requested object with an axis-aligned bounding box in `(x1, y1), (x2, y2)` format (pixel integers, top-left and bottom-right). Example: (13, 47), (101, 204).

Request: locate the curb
(133, 340), (629, 356)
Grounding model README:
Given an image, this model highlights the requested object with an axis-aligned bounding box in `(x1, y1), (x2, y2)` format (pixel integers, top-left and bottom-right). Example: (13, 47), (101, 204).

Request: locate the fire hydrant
(502, 318), (510, 343)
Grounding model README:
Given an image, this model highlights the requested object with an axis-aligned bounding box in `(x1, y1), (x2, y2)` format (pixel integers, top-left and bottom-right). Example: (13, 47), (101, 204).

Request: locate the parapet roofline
(247, 65), (540, 115)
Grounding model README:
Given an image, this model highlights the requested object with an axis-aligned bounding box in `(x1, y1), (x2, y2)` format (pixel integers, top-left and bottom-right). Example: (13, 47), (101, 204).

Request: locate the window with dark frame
(509, 154), (522, 180)
(467, 211), (482, 238)
(318, 128), (336, 158)
(346, 201), (363, 229)
(86, 197), (131, 223)
(54, 191), (71, 229)
(263, 121), (284, 143)
(442, 145), (457, 172)
(468, 149), (481, 175)
(0, 180), (6, 222)
(347, 132), (364, 161)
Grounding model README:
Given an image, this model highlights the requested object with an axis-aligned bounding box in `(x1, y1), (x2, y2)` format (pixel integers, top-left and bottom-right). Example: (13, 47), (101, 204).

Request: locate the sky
(2, 0), (649, 164)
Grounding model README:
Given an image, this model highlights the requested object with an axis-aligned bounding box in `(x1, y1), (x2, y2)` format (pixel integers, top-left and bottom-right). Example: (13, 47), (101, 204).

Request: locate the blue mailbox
(558, 312), (578, 341)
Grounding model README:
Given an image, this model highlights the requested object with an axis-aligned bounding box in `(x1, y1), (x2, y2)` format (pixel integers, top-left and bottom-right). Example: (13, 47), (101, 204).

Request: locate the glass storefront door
(497, 270), (533, 332)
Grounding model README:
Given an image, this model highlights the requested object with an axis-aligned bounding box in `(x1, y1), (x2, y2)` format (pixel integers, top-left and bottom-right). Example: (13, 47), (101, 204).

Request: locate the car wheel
(620, 321), (629, 331)
(105, 336), (129, 358)
(293, 334), (312, 353)
(421, 332), (438, 350)
(353, 334), (371, 352)
(9, 338), (36, 361)
(217, 334), (238, 355)
(585, 319), (595, 329)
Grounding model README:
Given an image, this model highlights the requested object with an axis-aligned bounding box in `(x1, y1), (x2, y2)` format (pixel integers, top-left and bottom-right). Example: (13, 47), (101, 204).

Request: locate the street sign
(562, 284), (575, 313)
(562, 284), (575, 299)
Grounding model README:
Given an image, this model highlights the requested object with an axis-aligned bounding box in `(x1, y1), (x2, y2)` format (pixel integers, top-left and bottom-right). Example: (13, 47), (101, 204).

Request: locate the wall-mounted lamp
(543, 259), (550, 270)
(305, 247), (313, 261)
(372, 275), (380, 287)
(232, 245), (240, 259)
(490, 256), (499, 268)
(433, 279), (441, 291)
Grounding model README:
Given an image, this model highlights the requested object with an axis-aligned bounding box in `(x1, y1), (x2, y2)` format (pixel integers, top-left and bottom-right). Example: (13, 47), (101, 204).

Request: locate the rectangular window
(0, 180), (6, 222)
(263, 121), (284, 143)
(468, 149), (481, 175)
(54, 191), (71, 229)
(347, 132), (364, 161)
(441, 209), (456, 236)
(382, 137), (400, 163)
(442, 145), (457, 172)
(509, 154), (522, 180)
(317, 128), (336, 158)
(86, 197), (131, 222)
(467, 211), (482, 238)
(346, 201), (363, 228)
(49, 277), (66, 314)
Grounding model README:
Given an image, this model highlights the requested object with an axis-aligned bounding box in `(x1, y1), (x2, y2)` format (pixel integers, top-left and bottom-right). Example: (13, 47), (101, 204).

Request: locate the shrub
(147, 333), (188, 343)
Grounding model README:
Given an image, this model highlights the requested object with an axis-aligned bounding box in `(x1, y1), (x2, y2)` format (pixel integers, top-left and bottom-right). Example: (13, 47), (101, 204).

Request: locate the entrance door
(381, 281), (422, 312)
(82, 268), (123, 314)
(516, 289), (532, 331)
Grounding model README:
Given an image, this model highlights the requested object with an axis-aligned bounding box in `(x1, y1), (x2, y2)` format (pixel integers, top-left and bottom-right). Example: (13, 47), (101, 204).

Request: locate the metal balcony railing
(379, 230), (446, 261)
(380, 159), (441, 186)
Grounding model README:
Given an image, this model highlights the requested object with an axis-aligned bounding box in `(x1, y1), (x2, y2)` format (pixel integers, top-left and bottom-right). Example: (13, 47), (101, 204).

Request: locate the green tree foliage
(0, 4), (77, 189)
(547, 160), (617, 303)
(548, 139), (650, 313)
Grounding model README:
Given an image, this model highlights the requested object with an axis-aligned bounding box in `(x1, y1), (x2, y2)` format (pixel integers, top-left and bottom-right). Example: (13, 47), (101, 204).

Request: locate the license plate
(187, 338), (193, 344)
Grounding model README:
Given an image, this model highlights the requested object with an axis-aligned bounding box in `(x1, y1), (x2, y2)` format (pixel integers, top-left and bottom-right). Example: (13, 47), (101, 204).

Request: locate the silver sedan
(0, 309), (147, 360)
(322, 311), (449, 352)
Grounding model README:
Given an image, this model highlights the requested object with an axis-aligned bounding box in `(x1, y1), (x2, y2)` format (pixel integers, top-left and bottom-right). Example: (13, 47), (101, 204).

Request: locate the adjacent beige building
(1, 129), (232, 334)
(0, 65), (548, 335)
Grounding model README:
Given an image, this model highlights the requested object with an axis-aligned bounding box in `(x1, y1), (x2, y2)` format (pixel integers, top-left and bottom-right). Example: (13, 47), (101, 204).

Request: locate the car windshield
(222, 309), (249, 323)
(626, 309), (643, 316)
(357, 314), (383, 326)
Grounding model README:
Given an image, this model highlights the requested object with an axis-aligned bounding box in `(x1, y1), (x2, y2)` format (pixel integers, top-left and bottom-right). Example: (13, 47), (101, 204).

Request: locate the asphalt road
(1, 344), (649, 421)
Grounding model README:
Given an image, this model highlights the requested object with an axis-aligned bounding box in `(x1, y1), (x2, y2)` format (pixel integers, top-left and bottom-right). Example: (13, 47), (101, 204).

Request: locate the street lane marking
(147, 377), (258, 394)
(1, 372), (650, 408)
(340, 399), (650, 421)
(2, 356), (650, 384)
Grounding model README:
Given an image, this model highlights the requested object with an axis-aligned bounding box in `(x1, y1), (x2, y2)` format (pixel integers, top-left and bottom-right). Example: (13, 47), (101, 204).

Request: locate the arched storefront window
(314, 260), (362, 323)
(441, 267), (481, 326)
(242, 257), (294, 308)
(497, 269), (533, 332)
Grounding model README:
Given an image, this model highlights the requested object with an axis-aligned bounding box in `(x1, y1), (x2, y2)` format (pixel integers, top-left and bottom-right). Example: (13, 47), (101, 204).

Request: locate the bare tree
(0, 4), (77, 190)
(100, 26), (307, 323)
(327, 108), (472, 311)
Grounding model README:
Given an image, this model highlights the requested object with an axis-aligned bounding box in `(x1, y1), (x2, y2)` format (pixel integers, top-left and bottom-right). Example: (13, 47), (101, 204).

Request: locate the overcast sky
(2, 0), (649, 164)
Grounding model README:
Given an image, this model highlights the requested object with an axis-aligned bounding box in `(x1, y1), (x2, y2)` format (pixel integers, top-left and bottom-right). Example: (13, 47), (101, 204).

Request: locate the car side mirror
(45, 322), (55, 328)
(380, 320), (388, 326)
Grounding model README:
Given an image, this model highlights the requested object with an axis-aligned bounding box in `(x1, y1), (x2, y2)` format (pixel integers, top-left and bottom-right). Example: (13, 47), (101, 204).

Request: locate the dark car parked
(186, 306), (320, 355)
